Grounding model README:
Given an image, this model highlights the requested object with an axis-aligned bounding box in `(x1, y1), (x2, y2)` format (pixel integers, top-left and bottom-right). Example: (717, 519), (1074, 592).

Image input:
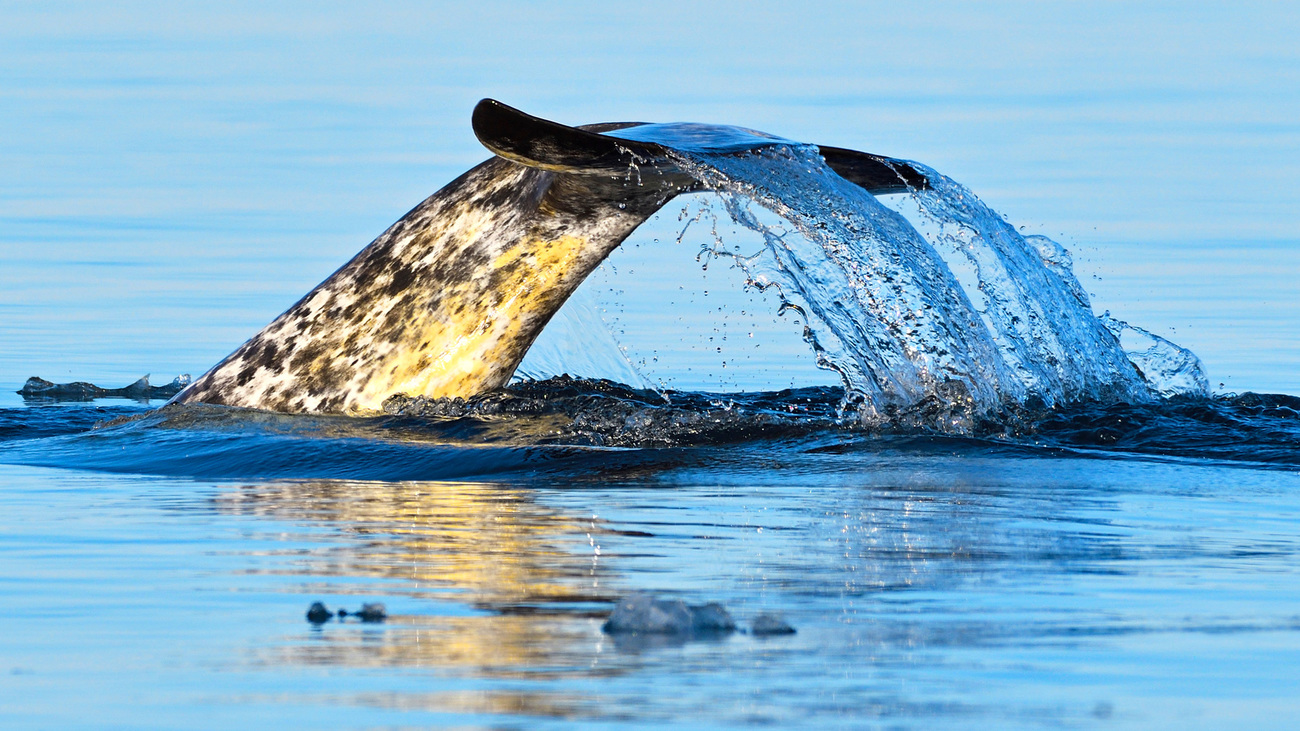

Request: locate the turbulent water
(5, 379), (1300, 483)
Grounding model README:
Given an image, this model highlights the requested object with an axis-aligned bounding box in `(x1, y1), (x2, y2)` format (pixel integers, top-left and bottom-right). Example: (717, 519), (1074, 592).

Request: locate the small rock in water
(602, 594), (735, 636)
(690, 602), (737, 633)
(356, 603), (387, 622)
(316, 602), (387, 622)
(603, 595), (691, 634)
(750, 613), (796, 636)
(306, 602), (332, 624)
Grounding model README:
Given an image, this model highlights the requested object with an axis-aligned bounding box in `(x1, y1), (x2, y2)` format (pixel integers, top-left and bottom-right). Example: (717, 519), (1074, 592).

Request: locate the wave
(2, 379), (1297, 480)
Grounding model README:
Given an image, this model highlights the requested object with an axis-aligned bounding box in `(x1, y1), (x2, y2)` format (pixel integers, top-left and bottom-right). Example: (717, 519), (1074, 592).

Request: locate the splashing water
(612, 130), (1209, 425)
(1099, 312), (1211, 398)
(512, 286), (652, 390)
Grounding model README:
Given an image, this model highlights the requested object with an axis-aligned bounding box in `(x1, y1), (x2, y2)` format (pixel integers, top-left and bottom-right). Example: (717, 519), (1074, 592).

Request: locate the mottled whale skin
(173, 100), (927, 415)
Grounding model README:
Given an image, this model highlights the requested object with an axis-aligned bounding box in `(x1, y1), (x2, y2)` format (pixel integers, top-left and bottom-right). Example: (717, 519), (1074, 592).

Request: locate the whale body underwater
(171, 99), (930, 415)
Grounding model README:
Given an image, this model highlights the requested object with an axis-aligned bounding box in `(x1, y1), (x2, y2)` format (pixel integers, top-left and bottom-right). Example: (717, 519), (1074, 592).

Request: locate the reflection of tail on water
(216, 479), (625, 674)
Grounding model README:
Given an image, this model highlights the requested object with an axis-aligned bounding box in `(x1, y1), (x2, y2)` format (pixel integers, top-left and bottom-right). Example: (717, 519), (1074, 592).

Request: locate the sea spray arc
(906, 166), (1157, 402)
(171, 100), (931, 414)
(672, 148), (1017, 414)
(665, 149), (1181, 416)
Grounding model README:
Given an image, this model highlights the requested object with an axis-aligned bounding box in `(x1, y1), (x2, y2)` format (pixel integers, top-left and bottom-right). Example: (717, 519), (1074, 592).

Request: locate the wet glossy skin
(174, 153), (682, 414)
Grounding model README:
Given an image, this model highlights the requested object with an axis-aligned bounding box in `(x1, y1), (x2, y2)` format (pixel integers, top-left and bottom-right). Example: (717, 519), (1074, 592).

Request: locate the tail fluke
(472, 98), (929, 195)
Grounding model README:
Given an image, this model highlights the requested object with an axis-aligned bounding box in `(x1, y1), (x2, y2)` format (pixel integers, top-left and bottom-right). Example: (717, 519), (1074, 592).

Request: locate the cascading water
(512, 286), (652, 390)
(602, 127), (1209, 425)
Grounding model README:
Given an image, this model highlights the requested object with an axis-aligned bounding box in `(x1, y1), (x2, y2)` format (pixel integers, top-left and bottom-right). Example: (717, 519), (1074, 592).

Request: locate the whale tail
(175, 100), (931, 414)
(472, 98), (929, 195)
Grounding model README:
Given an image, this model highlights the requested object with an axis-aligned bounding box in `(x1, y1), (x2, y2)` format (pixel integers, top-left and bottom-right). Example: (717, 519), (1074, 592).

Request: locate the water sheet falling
(512, 286), (652, 389)
(605, 125), (1207, 423)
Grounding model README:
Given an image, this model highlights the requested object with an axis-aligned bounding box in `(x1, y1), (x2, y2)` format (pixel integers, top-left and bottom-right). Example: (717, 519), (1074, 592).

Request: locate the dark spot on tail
(290, 342), (328, 372)
(246, 339), (281, 371)
(385, 265), (416, 296)
(235, 364), (258, 386)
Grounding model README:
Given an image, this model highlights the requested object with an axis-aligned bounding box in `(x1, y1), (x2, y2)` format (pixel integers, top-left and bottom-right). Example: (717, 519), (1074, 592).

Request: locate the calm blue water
(3, 3), (1300, 728)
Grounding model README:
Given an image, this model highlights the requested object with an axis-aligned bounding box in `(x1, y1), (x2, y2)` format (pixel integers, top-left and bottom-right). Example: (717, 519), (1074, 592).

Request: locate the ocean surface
(3, 3), (1299, 729)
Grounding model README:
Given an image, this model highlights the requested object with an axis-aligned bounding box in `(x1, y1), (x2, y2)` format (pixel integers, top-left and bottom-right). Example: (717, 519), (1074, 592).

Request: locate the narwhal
(172, 100), (929, 414)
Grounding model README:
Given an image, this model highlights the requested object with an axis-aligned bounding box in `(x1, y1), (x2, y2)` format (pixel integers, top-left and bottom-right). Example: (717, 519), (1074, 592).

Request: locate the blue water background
(2, 2), (1299, 729)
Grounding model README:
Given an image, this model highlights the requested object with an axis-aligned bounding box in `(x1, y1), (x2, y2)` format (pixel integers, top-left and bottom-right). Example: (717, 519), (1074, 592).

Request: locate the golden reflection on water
(234, 689), (607, 723)
(206, 470), (1061, 721)
(215, 479), (627, 681)
(342, 689), (598, 719)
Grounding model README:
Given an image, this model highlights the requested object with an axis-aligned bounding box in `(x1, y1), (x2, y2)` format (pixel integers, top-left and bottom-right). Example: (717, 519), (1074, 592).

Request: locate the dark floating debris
(18, 374), (190, 402)
(750, 613), (796, 636)
(306, 601), (332, 624)
(602, 594), (736, 636)
(305, 601), (387, 624)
